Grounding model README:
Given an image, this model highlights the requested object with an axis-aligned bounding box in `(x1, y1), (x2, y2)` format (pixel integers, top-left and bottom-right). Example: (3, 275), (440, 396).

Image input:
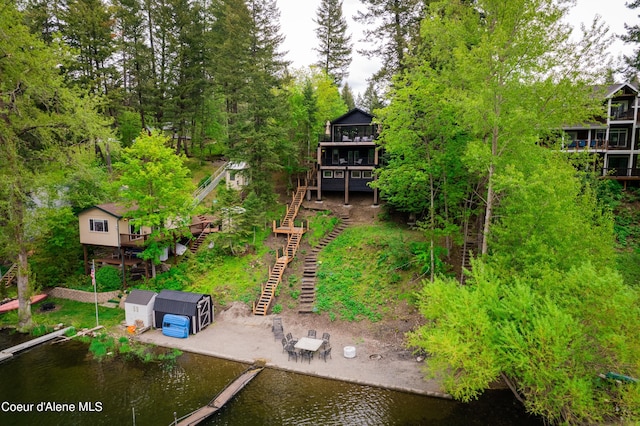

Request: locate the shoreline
(135, 306), (453, 400)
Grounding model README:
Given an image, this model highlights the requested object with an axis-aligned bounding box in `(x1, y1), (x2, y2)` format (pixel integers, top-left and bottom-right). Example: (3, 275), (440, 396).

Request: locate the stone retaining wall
(48, 287), (121, 304)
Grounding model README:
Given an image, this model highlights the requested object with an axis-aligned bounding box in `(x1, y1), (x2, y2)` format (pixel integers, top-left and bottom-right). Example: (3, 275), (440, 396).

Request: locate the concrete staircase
(298, 214), (351, 314)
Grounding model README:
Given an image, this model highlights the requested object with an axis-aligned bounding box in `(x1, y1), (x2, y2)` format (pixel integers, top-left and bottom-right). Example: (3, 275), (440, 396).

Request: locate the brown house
(313, 108), (381, 204)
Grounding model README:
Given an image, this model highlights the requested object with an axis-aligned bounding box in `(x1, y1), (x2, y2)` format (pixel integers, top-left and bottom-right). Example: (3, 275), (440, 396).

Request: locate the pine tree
(314, 0), (352, 86)
(354, 0), (425, 84)
(356, 80), (385, 113)
(341, 82), (355, 110)
(622, 0), (640, 80)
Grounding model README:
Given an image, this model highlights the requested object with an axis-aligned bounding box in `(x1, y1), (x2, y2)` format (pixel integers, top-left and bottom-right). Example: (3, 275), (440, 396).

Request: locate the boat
(0, 294), (48, 313)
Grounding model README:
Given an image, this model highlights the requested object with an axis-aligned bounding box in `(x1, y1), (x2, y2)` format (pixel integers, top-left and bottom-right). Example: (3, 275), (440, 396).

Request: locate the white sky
(277, 0), (636, 97)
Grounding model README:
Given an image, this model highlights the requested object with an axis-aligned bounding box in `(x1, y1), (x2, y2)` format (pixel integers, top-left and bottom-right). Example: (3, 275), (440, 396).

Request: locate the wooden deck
(174, 365), (264, 425)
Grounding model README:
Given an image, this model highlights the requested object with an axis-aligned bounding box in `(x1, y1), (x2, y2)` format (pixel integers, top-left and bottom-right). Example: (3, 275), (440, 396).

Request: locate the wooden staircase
(298, 214), (351, 314)
(1, 264), (17, 287)
(253, 184), (307, 315)
(190, 222), (213, 254)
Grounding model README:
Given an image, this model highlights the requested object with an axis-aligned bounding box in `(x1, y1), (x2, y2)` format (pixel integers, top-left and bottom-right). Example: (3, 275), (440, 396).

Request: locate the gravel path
(135, 303), (450, 399)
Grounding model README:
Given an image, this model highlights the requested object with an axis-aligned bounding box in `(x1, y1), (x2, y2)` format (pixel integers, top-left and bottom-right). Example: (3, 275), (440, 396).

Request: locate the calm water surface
(0, 330), (542, 425)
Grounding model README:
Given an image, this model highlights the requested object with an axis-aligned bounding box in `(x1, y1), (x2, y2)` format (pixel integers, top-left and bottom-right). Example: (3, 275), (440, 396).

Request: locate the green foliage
(271, 304), (282, 314)
(306, 211), (339, 246)
(315, 224), (423, 322)
(29, 207), (84, 287)
(95, 266), (122, 292)
(117, 110), (142, 148)
(408, 260), (640, 424)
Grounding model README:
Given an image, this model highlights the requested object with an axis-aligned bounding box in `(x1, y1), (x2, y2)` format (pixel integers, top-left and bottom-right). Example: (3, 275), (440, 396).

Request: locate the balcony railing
(564, 140), (631, 150)
(602, 167), (640, 177)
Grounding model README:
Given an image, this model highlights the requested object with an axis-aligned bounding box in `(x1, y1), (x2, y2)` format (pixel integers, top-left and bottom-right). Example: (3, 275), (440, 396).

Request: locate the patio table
(294, 337), (324, 352)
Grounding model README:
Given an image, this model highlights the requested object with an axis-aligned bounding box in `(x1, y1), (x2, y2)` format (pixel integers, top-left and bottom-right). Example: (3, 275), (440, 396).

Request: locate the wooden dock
(174, 365), (264, 426)
(0, 326), (73, 362)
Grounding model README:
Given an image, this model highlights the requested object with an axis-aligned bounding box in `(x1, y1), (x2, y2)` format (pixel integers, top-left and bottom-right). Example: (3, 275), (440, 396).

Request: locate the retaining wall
(48, 287), (121, 304)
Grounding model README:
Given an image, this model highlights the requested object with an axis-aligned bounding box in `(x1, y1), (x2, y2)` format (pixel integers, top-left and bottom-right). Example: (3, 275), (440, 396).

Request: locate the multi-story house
(563, 82), (640, 183)
(311, 108), (381, 204)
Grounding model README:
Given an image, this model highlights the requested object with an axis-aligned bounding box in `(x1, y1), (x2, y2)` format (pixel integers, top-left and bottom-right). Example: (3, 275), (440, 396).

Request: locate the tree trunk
(16, 249), (32, 332)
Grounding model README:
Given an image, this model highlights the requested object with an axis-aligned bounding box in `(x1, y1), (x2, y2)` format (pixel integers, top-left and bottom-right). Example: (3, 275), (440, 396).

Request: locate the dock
(173, 364), (264, 426)
(0, 326), (73, 362)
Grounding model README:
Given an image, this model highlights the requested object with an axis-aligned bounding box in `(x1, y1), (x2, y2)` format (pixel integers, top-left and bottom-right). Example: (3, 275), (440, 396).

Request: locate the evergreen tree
(313, 0), (352, 86)
(356, 80), (385, 113)
(622, 0), (640, 80)
(341, 82), (355, 110)
(354, 0), (425, 84)
(63, 0), (118, 109)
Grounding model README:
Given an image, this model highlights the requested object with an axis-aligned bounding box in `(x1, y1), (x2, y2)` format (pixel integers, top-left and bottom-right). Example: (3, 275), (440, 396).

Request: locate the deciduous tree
(0, 2), (111, 330)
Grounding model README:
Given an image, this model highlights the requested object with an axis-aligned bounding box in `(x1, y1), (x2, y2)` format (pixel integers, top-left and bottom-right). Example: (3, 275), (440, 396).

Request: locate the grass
(185, 225), (273, 305)
(315, 223), (424, 322)
(305, 211), (340, 247)
(0, 298), (124, 331)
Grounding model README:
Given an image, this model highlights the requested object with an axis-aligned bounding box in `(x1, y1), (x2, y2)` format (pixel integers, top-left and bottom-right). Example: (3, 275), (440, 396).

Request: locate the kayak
(0, 294), (48, 313)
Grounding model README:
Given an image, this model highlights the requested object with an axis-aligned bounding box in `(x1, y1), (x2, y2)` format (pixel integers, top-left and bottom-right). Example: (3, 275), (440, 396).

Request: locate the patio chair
(287, 349), (298, 362)
(300, 349), (313, 364)
(286, 332), (293, 342)
(322, 332), (330, 342)
(307, 329), (316, 338)
(319, 347), (332, 362)
(281, 337), (288, 353)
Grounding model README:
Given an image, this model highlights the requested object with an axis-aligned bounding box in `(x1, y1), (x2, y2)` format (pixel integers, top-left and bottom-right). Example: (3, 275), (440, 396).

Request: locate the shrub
(272, 303), (282, 314)
(96, 266), (122, 291)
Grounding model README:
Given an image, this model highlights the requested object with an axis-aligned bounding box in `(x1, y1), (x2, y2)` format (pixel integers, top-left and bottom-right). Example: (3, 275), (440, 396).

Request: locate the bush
(96, 266), (122, 291)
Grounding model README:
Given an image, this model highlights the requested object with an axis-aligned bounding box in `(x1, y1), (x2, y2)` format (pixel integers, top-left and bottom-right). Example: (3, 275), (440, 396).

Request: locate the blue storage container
(161, 314), (190, 338)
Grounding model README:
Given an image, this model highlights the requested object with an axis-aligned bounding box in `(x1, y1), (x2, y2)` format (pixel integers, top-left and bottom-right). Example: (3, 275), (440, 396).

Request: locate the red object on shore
(0, 294), (48, 313)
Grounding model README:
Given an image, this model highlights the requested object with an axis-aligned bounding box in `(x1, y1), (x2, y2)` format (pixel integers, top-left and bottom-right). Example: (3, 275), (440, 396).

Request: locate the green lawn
(0, 298), (124, 332)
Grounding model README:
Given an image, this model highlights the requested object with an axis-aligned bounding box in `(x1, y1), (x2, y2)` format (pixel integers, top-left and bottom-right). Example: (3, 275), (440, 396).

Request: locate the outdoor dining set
(272, 318), (332, 363)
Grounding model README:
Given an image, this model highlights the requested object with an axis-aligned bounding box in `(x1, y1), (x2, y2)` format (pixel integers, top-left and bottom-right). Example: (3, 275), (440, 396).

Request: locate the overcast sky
(276, 0), (636, 97)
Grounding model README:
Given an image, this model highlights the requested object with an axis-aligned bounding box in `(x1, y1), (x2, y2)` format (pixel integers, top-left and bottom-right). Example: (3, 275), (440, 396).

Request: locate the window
(89, 219), (109, 233)
(350, 171), (362, 179)
(323, 170), (333, 178)
(609, 128), (628, 147)
(362, 171), (372, 179)
(334, 170), (344, 178)
(229, 171), (237, 181)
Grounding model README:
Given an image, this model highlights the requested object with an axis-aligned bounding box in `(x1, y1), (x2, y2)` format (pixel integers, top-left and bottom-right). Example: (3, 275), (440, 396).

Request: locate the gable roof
(604, 82), (639, 98)
(154, 290), (208, 316)
(79, 203), (131, 219)
(331, 108), (374, 126)
(126, 289), (157, 306)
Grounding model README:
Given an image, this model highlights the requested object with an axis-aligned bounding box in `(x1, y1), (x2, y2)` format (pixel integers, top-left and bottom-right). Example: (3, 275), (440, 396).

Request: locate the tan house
(79, 203), (215, 278)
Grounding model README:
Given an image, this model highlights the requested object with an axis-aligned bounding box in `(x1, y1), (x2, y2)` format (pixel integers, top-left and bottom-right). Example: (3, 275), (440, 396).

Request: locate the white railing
(192, 162), (228, 207)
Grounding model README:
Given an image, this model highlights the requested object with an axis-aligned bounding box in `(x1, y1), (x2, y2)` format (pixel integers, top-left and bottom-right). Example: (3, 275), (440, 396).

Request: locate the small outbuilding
(153, 290), (213, 334)
(124, 289), (157, 328)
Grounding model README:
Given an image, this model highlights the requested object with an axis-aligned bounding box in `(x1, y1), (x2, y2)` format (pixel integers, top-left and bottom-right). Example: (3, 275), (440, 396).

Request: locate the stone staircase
(298, 214), (351, 314)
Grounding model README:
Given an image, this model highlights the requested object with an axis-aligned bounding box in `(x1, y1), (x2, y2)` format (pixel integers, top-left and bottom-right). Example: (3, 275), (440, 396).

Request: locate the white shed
(125, 289), (157, 328)
(225, 162), (250, 190)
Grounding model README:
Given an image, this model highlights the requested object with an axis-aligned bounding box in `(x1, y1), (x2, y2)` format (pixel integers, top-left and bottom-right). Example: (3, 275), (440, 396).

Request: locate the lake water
(0, 330), (542, 425)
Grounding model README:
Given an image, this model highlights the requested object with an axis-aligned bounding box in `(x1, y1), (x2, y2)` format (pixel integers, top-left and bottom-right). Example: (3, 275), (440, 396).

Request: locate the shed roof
(154, 290), (208, 317)
(126, 289), (157, 306)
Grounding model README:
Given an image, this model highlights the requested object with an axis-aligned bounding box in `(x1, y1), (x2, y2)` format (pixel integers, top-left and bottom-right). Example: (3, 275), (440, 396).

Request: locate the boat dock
(0, 326), (74, 362)
(173, 364), (264, 426)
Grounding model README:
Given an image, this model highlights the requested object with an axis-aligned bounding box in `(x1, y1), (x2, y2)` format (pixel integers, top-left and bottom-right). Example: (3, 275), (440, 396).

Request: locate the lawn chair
(319, 346), (332, 362)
